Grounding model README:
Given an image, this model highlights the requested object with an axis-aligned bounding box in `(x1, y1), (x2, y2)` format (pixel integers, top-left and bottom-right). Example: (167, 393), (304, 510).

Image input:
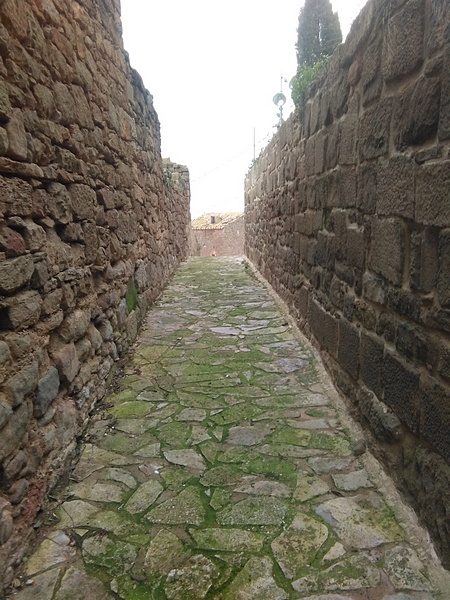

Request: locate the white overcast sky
(120, 1), (368, 218)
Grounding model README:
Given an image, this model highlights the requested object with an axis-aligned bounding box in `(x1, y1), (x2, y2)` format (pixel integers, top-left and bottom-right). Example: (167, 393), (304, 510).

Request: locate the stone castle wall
(245, 0), (450, 565)
(0, 0), (190, 587)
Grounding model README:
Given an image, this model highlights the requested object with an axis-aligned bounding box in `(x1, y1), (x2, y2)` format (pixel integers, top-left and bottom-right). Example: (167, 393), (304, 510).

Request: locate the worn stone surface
(10, 259), (449, 599)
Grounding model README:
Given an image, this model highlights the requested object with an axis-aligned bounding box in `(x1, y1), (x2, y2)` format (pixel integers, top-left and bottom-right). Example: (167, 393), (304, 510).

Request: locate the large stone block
(0, 177), (33, 217)
(338, 320), (360, 380)
(357, 163), (377, 214)
(360, 333), (384, 399)
(369, 218), (405, 286)
(46, 182), (72, 225)
(437, 230), (450, 308)
(416, 162), (450, 226)
(5, 112), (28, 161)
(420, 377), (450, 462)
(58, 309), (91, 343)
(377, 156), (415, 219)
(382, 0), (425, 82)
(410, 228), (439, 293)
(439, 45), (450, 140)
(69, 184), (96, 221)
(358, 98), (393, 160)
(394, 77), (441, 149)
(35, 367), (60, 418)
(308, 298), (338, 357)
(383, 351), (420, 433)
(358, 387), (402, 443)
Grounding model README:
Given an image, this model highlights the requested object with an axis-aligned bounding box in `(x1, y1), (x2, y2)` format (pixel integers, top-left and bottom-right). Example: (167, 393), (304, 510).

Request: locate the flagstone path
(10, 258), (450, 599)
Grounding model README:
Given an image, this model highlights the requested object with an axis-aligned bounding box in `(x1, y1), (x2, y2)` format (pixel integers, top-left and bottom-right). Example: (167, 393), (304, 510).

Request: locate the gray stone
(144, 530), (186, 576)
(125, 480), (163, 514)
(163, 449), (206, 471)
(35, 367), (60, 418)
(217, 496), (288, 526)
(54, 566), (111, 600)
(307, 457), (354, 474)
(69, 482), (124, 503)
(0, 400), (13, 430)
(5, 113), (28, 161)
(58, 309), (91, 343)
(233, 478), (291, 497)
(315, 496), (404, 549)
(227, 425), (270, 446)
(26, 530), (75, 576)
(322, 553), (381, 590)
(0, 341), (11, 366)
(82, 535), (137, 575)
(9, 568), (60, 600)
(165, 554), (220, 600)
(271, 513), (329, 579)
(0, 255), (34, 294)
(384, 545), (431, 591)
(191, 528), (265, 552)
(0, 403), (30, 460)
(146, 487), (205, 525)
(54, 343), (80, 383)
(0, 498), (13, 544)
(332, 469), (373, 491)
(4, 290), (43, 330)
(295, 473), (330, 501)
(222, 557), (288, 600)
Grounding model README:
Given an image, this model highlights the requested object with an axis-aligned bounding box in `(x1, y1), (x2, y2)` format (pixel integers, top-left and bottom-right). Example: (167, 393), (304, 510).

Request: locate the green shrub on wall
(291, 60), (325, 111)
(126, 283), (138, 313)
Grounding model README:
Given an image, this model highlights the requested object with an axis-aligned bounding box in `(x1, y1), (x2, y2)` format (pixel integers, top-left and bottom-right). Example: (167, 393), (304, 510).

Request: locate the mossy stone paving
(14, 258), (450, 599)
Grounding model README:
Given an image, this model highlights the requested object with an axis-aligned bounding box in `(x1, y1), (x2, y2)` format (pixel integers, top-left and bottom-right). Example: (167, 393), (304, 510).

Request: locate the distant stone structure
(191, 212), (244, 256)
(0, 0), (190, 589)
(245, 0), (450, 567)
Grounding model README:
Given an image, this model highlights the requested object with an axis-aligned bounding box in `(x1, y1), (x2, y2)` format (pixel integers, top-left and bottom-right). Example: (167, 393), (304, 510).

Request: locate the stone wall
(191, 215), (245, 257)
(245, 0), (450, 566)
(0, 0), (190, 588)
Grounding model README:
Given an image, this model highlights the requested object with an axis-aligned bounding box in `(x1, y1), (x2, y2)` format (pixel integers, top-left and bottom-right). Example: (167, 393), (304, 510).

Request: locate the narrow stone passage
(10, 258), (449, 599)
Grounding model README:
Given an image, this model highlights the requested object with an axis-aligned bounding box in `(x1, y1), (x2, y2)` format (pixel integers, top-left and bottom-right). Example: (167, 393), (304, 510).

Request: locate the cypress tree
(296, 0), (342, 68)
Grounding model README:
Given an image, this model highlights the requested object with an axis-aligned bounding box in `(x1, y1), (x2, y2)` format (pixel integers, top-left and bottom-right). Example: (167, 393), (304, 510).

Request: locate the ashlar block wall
(245, 0), (450, 566)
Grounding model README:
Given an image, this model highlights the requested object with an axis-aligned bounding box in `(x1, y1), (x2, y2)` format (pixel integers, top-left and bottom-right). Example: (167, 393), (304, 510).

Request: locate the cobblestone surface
(9, 258), (450, 599)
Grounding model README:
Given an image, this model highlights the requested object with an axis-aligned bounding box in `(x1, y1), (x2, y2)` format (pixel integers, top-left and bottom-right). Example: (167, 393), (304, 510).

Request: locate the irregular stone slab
(307, 457), (354, 474)
(12, 567), (60, 600)
(146, 487), (205, 525)
(86, 510), (140, 537)
(323, 542), (346, 562)
(332, 469), (373, 491)
(222, 556), (288, 600)
(163, 449), (206, 471)
(176, 408), (207, 421)
(54, 565), (111, 600)
(69, 483), (123, 503)
(190, 528), (265, 552)
(295, 473), (330, 501)
(26, 531), (75, 576)
(165, 554), (220, 599)
(315, 496), (404, 549)
(80, 444), (141, 466)
(233, 478), (291, 497)
(322, 553), (381, 590)
(258, 443), (325, 459)
(125, 480), (163, 514)
(71, 462), (104, 481)
(145, 530), (187, 576)
(210, 326), (241, 336)
(217, 496), (288, 525)
(114, 419), (149, 435)
(271, 513), (329, 579)
(82, 535), (137, 575)
(57, 500), (99, 528)
(189, 425), (211, 444)
(287, 418), (337, 430)
(106, 468), (136, 489)
(274, 357), (309, 372)
(134, 442), (161, 457)
(200, 465), (243, 487)
(227, 426), (271, 446)
(384, 545), (431, 591)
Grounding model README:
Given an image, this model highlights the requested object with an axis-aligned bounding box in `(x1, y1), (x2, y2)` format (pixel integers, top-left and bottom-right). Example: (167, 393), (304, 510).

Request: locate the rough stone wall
(191, 217), (245, 257)
(0, 0), (190, 588)
(245, 0), (450, 565)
